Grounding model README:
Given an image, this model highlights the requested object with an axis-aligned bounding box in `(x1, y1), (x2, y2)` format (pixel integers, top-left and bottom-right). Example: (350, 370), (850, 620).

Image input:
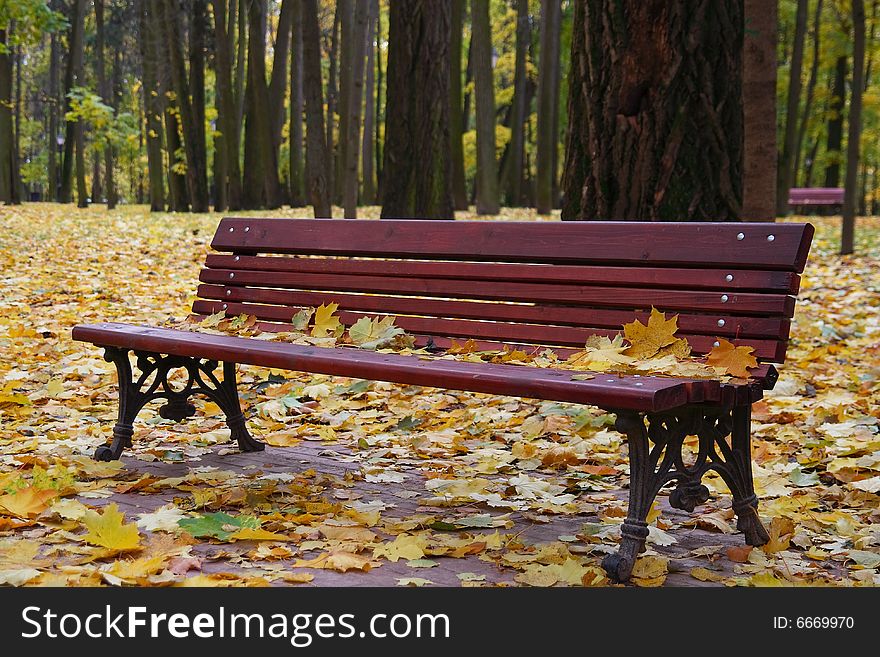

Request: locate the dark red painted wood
(199, 269), (796, 316)
(211, 218), (814, 271)
(72, 323), (723, 412)
(195, 285), (790, 339)
(204, 254), (801, 293)
(191, 299), (788, 361)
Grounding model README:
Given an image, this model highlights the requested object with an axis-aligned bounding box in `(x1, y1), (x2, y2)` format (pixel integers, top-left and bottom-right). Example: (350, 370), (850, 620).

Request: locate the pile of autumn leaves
(192, 303), (760, 381)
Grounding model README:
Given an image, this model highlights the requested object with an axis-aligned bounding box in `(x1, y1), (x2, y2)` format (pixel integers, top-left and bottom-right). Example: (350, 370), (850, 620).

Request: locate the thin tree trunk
(841, 0), (865, 254)
(139, 0), (165, 210)
(776, 0), (807, 216)
(449, 0), (468, 210)
(536, 0), (560, 214)
(342, 0), (369, 218)
(326, 4), (340, 206)
(234, 0), (246, 163)
(380, 0), (453, 219)
(212, 0), (242, 210)
(75, 113), (87, 207)
(48, 29), (58, 201)
(59, 0), (86, 204)
(289, 0), (305, 206)
(190, 0), (208, 208)
(302, 0), (331, 217)
(242, 0), (282, 209)
(793, 0), (823, 186)
(96, 0), (117, 208)
(562, 0), (743, 221)
(336, 0), (354, 204)
(0, 29), (13, 204)
(165, 105), (190, 211)
(160, 0), (209, 211)
(501, 0), (529, 207)
(471, 0), (499, 215)
(742, 0), (778, 220)
(268, 0), (294, 155)
(824, 56), (847, 188)
(375, 0), (383, 192)
(361, 0), (377, 206)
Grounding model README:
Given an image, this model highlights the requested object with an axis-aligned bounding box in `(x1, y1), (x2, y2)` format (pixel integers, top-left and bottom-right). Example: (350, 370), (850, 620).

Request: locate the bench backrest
(194, 219), (814, 365)
(788, 187), (844, 205)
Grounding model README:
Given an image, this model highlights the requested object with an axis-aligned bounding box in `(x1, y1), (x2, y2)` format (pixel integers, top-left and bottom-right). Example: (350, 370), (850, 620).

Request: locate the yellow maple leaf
(623, 308), (680, 359)
(105, 555), (168, 582)
(706, 339), (759, 377)
(228, 527), (293, 541)
(0, 486), (59, 519)
(371, 533), (427, 562)
(568, 334), (634, 371)
(311, 303), (343, 338)
(82, 503), (142, 551)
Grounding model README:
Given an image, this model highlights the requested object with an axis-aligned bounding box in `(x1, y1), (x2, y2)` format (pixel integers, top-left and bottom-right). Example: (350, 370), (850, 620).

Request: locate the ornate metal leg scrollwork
(603, 404), (768, 582)
(94, 349), (264, 461)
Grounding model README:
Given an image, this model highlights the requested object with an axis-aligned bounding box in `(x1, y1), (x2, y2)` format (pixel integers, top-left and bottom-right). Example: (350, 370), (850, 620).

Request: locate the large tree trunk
(242, 0), (282, 209)
(335, 0), (354, 205)
(793, 0), (823, 185)
(288, 0), (305, 207)
(0, 30), (15, 203)
(361, 0), (377, 206)
(139, 0), (165, 210)
(48, 29), (59, 201)
(325, 4), (341, 205)
(59, 0), (86, 204)
(212, 0), (243, 210)
(342, 0), (369, 218)
(841, 0), (865, 255)
(471, 0), (498, 215)
(823, 56), (847, 189)
(501, 0), (529, 207)
(375, 0), (383, 192)
(536, 0), (561, 214)
(562, 1), (743, 221)
(189, 0), (208, 208)
(742, 0), (777, 221)
(301, 0), (331, 217)
(234, 0), (246, 158)
(449, 0), (468, 210)
(776, 0), (806, 217)
(380, 0), (453, 219)
(159, 0), (209, 211)
(268, 0), (294, 156)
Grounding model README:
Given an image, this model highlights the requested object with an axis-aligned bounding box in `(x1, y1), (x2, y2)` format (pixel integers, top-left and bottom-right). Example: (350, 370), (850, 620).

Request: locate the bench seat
(73, 322), (722, 412)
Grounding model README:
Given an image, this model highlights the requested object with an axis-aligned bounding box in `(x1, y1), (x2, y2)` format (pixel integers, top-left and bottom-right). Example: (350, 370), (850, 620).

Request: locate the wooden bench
(72, 218), (814, 582)
(788, 187), (844, 207)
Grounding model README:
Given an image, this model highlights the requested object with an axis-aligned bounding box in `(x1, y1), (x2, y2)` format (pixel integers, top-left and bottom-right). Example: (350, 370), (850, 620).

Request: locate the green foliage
(0, 0), (64, 49)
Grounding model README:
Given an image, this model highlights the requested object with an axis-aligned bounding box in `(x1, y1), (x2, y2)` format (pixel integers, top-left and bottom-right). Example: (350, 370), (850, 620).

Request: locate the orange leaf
(0, 487), (59, 519)
(706, 339), (758, 377)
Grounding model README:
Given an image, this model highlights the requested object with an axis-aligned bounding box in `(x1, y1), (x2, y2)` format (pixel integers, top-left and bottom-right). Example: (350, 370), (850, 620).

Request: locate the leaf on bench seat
(311, 303), (344, 338)
(706, 339), (759, 378)
(623, 308), (681, 359)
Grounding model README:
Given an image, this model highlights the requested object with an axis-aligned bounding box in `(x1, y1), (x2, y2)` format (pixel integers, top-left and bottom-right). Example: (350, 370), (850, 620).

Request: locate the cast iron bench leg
(602, 406), (769, 583)
(94, 348), (264, 461)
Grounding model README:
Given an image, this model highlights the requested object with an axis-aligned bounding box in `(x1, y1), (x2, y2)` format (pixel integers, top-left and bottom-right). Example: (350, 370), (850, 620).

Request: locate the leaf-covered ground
(0, 204), (877, 587)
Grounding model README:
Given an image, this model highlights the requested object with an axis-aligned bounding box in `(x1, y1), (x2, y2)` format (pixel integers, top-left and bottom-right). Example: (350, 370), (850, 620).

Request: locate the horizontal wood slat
(204, 254), (801, 293)
(191, 300), (788, 362)
(211, 218), (814, 271)
(71, 323), (723, 412)
(196, 284), (790, 339)
(199, 269), (796, 316)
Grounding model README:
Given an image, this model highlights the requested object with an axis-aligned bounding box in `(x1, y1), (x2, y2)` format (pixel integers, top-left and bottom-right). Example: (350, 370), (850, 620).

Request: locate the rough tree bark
(212, 0), (243, 210)
(325, 5), (340, 207)
(562, 0), (744, 221)
(301, 0), (331, 217)
(824, 56), (847, 188)
(59, 0), (85, 204)
(380, 0), (453, 219)
(289, 0), (305, 206)
(742, 0), (777, 220)
(343, 0), (369, 218)
(471, 0), (498, 215)
(536, 0), (561, 214)
(242, 0), (282, 209)
(776, 0), (806, 217)
(449, 0), (468, 210)
(138, 0), (165, 210)
(501, 0), (529, 207)
(361, 0), (377, 206)
(268, 0), (293, 155)
(336, 0), (354, 204)
(190, 0), (208, 207)
(841, 0), (865, 255)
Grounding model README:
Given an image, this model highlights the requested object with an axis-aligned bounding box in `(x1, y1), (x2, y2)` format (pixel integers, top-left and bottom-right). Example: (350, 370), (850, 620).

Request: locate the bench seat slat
(199, 269), (796, 316)
(191, 299), (788, 361)
(204, 255), (801, 293)
(71, 323), (723, 412)
(212, 218), (814, 271)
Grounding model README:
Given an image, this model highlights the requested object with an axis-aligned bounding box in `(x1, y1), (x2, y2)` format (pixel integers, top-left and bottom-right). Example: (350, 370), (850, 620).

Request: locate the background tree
(776, 0), (807, 216)
(562, 0), (744, 221)
(536, 0), (560, 214)
(842, 0), (866, 254)
(58, 0), (85, 204)
(449, 0), (468, 210)
(380, 0), (453, 219)
(301, 0), (330, 217)
(471, 0), (498, 215)
(288, 0), (305, 206)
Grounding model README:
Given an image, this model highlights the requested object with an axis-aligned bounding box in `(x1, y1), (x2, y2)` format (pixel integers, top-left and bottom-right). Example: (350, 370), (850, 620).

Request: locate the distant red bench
(788, 187), (844, 206)
(73, 218), (814, 582)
